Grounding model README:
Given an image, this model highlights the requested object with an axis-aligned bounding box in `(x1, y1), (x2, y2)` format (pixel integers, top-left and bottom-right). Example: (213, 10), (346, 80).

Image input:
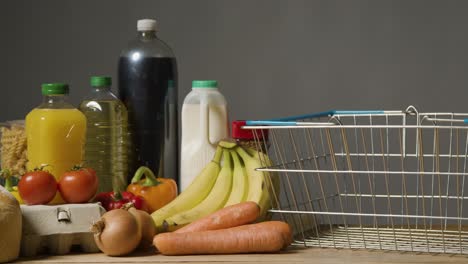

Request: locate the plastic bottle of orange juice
(25, 83), (86, 204)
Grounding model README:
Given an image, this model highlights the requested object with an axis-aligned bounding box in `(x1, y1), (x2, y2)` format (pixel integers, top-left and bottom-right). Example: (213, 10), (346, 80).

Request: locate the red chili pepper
(94, 191), (149, 212)
(94, 192), (113, 210)
(121, 191), (148, 212)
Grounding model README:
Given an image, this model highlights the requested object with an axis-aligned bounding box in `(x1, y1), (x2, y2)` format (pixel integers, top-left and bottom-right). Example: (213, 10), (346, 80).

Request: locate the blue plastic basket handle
(245, 110), (385, 126)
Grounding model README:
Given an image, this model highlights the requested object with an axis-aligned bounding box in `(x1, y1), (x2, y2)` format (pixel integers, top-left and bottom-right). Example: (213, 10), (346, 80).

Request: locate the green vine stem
(0, 169), (13, 191)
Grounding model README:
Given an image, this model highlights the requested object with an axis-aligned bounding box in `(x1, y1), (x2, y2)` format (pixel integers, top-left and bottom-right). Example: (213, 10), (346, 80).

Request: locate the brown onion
(91, 209), (141, 256)
(124, 203), (157, 249)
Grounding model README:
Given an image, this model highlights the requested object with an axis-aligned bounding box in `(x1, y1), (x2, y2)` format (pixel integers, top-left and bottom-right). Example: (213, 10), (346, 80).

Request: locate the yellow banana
(151, 146), (223, 231)
(245, 147), (280, 208)
(163, 149), (233, 230)
(224, 150), (248, 207)
(234, 146), (271, 220)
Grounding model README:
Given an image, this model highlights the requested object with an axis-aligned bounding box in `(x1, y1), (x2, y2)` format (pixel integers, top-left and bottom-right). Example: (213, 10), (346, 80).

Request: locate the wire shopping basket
(245, 106), (468, 254)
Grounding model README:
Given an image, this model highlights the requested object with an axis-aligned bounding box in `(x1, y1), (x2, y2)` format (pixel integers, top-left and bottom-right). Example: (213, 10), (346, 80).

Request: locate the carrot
(174, 201), (260, 233)
(153, 221), (291, 255)
(256, 221), (293, 248)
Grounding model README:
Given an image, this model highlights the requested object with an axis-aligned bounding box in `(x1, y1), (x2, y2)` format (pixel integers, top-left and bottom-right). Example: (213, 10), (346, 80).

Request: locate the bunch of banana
(151, 140), (279, 232)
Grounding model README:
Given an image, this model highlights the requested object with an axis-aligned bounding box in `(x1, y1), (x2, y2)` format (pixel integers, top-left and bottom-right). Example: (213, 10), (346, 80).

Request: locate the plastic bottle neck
(39, 94), (74, 109)
(138, 30), (157, 40)
(84, 86), (118, 101)
(192, 88), (219, 94)
(91, 86), (111, 93)
(43, 94), (67, 104)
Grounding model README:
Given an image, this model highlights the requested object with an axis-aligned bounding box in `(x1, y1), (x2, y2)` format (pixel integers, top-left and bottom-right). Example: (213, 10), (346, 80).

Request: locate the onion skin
(127, 207), (157, 249)
(92, 209), (141, 256)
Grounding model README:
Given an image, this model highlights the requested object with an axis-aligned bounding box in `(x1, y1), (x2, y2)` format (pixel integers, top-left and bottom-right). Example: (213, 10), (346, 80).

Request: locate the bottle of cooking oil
(79, 76), (129, 193)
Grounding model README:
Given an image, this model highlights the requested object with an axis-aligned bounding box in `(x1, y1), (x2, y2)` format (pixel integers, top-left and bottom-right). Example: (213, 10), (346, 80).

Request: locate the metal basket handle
(246, 110), (388, 126)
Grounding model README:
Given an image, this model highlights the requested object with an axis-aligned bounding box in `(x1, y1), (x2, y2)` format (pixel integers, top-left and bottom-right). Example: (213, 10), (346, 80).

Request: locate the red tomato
(58, 167), (98, 203)
(18, 170), (57, 205)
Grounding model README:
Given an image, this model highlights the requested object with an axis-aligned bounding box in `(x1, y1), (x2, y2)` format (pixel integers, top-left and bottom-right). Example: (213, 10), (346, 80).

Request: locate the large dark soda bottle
(118, 19), (178, 184)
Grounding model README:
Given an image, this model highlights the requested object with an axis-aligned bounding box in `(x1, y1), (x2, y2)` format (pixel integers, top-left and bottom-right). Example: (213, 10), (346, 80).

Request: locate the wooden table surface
(14, 246), (468, 264)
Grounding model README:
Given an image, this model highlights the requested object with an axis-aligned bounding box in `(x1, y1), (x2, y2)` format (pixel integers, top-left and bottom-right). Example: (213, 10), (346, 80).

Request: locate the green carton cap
(192, 80), (218, 89)
(41, 83), (69, 95)
(91, 76), (112, 87)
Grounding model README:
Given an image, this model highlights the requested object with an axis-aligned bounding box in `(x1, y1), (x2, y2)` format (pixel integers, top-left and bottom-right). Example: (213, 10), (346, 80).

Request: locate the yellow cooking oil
(79, 76), (129, 193)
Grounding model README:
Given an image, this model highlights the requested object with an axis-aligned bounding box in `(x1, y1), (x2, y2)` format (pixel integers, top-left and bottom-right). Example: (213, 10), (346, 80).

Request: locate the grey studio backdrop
(2, 0), (468, 230)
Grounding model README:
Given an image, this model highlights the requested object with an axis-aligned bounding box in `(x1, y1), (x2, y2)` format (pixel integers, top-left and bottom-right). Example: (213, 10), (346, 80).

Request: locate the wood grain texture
(14, 246), (468, 264)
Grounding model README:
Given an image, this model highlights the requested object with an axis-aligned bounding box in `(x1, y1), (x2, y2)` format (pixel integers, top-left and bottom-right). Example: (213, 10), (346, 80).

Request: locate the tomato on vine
(58, 166), (99, 203)
(18, 168), (57, 205)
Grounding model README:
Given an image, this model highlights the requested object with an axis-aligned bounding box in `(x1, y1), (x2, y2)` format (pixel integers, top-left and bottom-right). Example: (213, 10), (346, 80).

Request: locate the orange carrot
(256, 221), (293, 248)
(174, 201), (260, 233)
(154, 221), (291, 255)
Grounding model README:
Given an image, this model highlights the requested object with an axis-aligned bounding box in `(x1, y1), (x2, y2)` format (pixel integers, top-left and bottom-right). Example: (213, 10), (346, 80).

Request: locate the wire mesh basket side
(247, 109), (468, 254)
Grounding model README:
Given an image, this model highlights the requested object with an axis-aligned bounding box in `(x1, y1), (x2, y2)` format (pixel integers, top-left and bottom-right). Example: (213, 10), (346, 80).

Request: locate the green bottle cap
(90, 76), (112, 87)
(192, 80), (218, 89)
(41, 83), (69, 95)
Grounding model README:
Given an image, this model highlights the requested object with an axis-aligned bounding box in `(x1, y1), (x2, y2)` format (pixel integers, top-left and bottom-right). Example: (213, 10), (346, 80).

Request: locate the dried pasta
(0, 124), (27, 176)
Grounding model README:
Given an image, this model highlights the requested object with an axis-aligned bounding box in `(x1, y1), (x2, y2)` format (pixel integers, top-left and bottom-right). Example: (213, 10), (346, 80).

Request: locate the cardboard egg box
(20, 203), (105, 257)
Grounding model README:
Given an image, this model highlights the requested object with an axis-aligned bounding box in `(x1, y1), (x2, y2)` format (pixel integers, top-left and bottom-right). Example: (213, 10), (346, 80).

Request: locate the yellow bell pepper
(9, 186), (23, 204)
(1, 169), (23, 204)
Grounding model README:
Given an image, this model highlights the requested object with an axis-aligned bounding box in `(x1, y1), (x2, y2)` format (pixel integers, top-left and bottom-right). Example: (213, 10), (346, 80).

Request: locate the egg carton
(20, 203), (105, 257)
